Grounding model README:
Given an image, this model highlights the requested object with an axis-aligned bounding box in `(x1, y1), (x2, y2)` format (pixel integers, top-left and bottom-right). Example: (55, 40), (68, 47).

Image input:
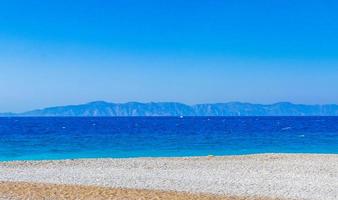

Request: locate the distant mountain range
(1, 101), (338, 116)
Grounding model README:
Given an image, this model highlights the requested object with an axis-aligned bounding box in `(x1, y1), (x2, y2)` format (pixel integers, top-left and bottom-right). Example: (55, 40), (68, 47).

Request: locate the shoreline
(1, 154), (337, 200)
(2, 152), (338, 163)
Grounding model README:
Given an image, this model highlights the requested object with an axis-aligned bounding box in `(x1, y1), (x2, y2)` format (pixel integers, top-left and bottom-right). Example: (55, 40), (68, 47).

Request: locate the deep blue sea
(0, 117), (337, 161)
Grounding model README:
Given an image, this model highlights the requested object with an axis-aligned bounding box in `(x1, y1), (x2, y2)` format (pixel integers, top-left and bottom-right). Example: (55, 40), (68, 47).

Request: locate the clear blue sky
(0, 0), (338, 112)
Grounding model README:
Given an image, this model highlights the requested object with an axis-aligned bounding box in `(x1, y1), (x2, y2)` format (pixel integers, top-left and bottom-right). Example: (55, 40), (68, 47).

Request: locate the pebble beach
(0, 154), (337, 200)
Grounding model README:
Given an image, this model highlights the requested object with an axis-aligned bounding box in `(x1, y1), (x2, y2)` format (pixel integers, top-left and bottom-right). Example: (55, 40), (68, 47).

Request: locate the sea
(0, 117), (337, 161)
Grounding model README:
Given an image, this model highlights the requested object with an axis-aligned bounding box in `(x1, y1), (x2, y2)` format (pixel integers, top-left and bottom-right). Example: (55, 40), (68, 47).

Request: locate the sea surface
(0, 117), (337, 161)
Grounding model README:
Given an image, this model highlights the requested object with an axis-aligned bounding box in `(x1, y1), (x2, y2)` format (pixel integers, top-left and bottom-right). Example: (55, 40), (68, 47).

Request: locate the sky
(0, 0), (338, 112)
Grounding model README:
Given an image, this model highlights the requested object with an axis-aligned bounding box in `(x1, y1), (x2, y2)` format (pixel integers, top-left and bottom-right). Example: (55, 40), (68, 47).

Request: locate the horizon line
(2, 100), (338, 115)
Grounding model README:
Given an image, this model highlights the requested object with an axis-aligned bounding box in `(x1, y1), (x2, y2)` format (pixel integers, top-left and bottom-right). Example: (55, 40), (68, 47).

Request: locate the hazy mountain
(1, 101), (338, 116)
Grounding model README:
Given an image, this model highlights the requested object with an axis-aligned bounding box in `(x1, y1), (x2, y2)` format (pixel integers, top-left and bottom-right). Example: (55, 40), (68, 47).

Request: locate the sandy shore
(0, 154), (337, 200)
(0, 181), (280, 200)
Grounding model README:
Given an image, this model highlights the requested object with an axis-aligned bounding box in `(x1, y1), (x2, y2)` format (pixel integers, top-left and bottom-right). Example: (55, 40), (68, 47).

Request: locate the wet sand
(0, 154), (337, 200)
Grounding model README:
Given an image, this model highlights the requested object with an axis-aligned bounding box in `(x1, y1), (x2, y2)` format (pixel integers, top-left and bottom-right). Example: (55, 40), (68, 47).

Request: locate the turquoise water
(0, 117), (337, 161)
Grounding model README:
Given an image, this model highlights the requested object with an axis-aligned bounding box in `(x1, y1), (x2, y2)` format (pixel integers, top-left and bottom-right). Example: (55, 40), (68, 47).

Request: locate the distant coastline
(1, 101), (338, 117)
